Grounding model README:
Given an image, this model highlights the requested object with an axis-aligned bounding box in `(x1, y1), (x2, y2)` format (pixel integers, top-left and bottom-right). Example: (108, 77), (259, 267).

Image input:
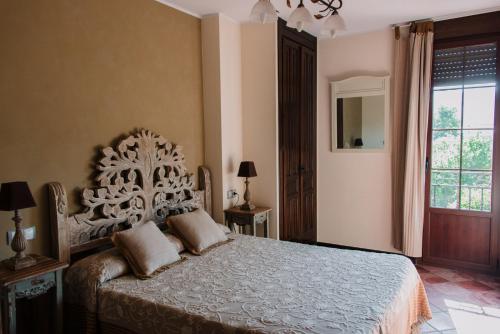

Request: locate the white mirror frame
(330, 75), (390, 153)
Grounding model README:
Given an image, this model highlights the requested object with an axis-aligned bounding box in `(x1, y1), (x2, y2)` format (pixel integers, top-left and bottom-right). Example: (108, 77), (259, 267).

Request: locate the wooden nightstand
(0, 255), (68, 334)
(224, 206), (271, 238)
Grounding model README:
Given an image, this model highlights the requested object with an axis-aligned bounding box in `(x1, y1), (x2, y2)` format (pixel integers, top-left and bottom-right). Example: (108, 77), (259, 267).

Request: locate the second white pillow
(167, 209), (228, 255)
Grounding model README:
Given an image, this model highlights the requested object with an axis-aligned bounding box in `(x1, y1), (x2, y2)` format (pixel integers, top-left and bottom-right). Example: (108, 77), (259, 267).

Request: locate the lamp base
(3, 255), (36, 271)
(240, 203), (256, 211)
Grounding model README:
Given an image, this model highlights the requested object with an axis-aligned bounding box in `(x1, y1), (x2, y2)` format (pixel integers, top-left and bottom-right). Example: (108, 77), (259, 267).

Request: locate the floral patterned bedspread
(93, 235), (431, 334)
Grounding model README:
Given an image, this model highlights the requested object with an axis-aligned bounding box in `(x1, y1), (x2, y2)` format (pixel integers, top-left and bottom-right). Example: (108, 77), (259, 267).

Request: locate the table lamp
(354, 138), (364, 148)
(238, 161), (257, 211)
(0, 182), (37, 270)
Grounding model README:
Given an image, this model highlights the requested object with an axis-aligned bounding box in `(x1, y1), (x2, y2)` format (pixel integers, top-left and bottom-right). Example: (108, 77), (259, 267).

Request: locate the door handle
(298, 165), (305, 173)
(425, 157), (429, 173)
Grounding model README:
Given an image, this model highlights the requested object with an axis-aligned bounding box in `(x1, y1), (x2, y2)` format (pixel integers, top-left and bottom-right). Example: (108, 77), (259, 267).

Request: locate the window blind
(433, 43), (497, 87)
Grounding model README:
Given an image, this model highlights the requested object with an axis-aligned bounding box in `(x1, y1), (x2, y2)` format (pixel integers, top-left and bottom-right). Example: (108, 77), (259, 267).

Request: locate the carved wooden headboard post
(48, 182), (70, 264)
(48, 130), (212, 263)
(198, 166), (212, 217)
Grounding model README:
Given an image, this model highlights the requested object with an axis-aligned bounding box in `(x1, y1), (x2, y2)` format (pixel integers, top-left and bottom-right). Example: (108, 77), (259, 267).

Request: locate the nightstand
(0, 255), (68, 334)
(224, 206), (271, 238)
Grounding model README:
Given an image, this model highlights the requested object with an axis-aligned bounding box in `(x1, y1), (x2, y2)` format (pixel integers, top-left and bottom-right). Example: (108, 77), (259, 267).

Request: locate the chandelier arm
(306, 0), (342, 14)
(315, 0), (342, 11)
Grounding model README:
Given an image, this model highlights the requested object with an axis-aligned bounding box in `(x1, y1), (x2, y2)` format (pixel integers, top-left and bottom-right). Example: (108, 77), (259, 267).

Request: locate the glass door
(424, 40), (499, 271)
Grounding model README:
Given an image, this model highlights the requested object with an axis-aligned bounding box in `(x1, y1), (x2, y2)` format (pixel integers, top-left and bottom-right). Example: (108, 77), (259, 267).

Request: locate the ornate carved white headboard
(47, 129), (212, 263)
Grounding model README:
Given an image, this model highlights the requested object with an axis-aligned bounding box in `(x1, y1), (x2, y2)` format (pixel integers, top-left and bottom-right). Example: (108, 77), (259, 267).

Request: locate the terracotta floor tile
(427, 312), (456, 331)
(437, 270), (474, 282)
(421, 264), (500, 334)
(458, 280), (494, 292)
(475, 276), (500, 289)
(421, 264), (453, 274)
(420, 322), (437, 333)
(427, 295), (450, 311)
(483, 306), (500, 317)
(429, 302), (445, 313)
(419, 272), (439, 281)
(417, 265), (430, 273)
(477, 291), (500, 307)
(425, 276), (450, 284)
(444, 299), (484, 314)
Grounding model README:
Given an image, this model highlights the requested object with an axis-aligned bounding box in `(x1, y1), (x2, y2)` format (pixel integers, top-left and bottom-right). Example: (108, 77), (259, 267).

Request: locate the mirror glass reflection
(336, 95), (385, 149)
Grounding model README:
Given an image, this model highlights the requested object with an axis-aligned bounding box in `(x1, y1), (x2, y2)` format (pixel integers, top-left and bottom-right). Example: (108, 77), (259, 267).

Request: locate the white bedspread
(95, 235), (431, 334)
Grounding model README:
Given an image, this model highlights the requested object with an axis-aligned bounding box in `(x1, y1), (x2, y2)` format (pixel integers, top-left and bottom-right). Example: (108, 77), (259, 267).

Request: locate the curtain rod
(392, 19), (430, 29)
(392, 6), (500, 29)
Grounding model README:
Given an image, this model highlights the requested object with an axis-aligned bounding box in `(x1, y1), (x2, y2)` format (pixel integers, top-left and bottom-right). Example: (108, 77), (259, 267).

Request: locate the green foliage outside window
(431, 105), (493, 212)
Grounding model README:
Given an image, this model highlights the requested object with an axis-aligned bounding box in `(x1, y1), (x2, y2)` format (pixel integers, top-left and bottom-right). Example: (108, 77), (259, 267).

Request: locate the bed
(48, 129), (431, 334)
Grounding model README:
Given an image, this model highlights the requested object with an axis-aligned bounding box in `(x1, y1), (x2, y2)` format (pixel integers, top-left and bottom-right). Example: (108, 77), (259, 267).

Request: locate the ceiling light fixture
(320, 10), (346, 38)
(250, 0), (346, 37)
(287, 0), (313, 32)
(250, 0), (279, 24)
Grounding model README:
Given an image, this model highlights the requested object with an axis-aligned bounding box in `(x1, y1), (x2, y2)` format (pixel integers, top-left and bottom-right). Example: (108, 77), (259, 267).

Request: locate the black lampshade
(0, 182), (36, 211)
(354, 138), (364, 147)
(238, 161), (257, 178)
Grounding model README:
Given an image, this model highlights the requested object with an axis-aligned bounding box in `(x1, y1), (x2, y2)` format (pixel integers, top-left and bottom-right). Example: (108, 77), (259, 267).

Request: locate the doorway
(423, 36), (500, 273)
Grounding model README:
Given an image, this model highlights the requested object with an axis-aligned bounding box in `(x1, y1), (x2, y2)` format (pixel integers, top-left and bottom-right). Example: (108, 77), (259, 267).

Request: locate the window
(430, 43), (497, 212)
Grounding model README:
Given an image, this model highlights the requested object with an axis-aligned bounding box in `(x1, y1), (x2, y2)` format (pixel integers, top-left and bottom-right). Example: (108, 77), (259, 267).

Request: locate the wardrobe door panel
(300, 47), (316, 242)
(278, 19), (317, 243)
(281, 37), (302, 241)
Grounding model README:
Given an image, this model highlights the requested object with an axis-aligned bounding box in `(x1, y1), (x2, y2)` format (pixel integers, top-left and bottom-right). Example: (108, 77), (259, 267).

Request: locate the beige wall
(317, 29), (398, 252)
(0, 0), (204, 258)
(241, 23), (279, 239)
(202, 14), (244, 224)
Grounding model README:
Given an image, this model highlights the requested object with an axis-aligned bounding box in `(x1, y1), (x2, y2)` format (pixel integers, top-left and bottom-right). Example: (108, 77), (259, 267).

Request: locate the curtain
(392, 22), (434, 257)
(391, 26), (410, 251)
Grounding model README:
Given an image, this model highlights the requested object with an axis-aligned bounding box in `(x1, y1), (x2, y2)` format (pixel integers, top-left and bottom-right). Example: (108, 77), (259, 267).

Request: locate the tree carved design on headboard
(71, 129), (201, 245)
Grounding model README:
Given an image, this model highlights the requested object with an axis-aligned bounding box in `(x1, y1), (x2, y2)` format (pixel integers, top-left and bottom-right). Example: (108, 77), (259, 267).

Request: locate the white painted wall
(241, 22), (279, 239)
(202, 14), (244, 223)
(317, 28), (398, 252)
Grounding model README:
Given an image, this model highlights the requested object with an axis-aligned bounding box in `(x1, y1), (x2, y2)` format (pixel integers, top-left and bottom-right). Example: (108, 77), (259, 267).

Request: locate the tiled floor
(417, 264), (500, 334)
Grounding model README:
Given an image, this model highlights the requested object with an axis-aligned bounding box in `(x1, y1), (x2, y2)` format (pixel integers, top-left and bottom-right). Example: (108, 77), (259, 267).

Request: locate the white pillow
(167, 209), (229, 255)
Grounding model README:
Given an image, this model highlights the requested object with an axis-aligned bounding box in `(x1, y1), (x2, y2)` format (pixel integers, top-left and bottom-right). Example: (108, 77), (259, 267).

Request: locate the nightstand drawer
(14, 272), (56, 299)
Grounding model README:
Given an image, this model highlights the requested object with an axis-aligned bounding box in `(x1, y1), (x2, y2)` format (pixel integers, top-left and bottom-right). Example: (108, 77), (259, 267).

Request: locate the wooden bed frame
(47, 129), (212, 264)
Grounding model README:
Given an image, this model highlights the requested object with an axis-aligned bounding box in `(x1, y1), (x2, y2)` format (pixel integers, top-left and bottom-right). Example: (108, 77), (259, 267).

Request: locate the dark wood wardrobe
(278, 19), (317, 243)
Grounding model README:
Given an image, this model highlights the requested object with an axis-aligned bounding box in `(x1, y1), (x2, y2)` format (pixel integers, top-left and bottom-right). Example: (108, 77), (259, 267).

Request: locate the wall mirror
(331, 76), (390, 152)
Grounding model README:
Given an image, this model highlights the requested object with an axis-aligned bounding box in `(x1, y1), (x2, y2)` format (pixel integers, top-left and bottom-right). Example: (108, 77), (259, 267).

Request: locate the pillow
(164, 232), (185, 253)
(217, 223), (232, 235)
(162, 225), (227, 254)
(112, 221), (181, 279)
(167, 209), (228, 255)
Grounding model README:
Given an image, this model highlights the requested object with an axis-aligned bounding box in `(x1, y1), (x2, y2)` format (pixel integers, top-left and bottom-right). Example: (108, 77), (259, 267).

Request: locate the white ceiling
(159, 0), (500, 37)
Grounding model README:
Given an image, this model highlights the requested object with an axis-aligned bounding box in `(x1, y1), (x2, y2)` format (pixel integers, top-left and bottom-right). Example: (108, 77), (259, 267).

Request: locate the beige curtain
(392, 22), (434, 257)
(391, 26), (410, 251)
